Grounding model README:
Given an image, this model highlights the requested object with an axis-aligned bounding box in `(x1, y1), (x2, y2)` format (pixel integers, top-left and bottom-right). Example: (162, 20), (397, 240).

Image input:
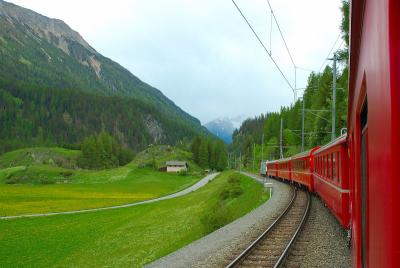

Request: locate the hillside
(0, 147), (80, 169)
(0, 145), (203, 215)
(0, 0), (208, 152)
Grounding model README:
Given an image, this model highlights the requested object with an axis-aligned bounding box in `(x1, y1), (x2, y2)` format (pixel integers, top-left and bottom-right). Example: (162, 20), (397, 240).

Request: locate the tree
(215, 140), (227, 171)
(198, 140), (209, 169)
(190, 136), (202, 164)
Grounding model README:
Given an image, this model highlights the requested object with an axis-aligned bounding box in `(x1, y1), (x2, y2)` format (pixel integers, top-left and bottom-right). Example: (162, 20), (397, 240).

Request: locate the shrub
(200, 203), (231, 234)
(60, 171), (73, 177)
(227, 174), (240, 184)
(179, 170), (188, 176)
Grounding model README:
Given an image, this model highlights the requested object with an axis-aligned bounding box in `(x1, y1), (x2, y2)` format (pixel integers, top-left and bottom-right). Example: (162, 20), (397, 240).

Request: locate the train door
(360, 99), (368, 268)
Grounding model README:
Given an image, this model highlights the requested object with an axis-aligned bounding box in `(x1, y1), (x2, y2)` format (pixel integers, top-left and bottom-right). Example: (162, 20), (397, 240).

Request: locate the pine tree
(198, 139), (209, 169)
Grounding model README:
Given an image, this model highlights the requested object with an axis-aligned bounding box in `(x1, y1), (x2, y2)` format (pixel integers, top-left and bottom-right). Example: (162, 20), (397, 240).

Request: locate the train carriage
(348, 0), (400, 266)
(277, 157), (291, 181)
(266, 160), (278, 178)
(291, 147), (319, 191)
(312, 135), (350, 228)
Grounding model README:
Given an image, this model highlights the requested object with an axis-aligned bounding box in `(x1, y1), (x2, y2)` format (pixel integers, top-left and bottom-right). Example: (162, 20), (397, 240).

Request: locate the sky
(8, 0), (344, 124)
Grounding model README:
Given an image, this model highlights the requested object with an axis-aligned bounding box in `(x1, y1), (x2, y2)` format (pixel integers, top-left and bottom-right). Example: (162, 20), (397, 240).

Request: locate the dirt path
(0, 172), (219, 220)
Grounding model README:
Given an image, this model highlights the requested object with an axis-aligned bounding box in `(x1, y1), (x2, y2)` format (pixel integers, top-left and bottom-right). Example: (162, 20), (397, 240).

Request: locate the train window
(325, 155), (328, 178)
(337, 152), (341, 183)
(318, 156), (322, 175)
(332, 153), (336, 181)
(326, 154), (332, 179)
(319, 156), (321, 174)
(318, 156), (321, 174)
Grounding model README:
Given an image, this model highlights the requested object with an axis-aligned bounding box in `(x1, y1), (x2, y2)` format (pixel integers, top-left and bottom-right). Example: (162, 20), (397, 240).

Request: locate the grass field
(0, 171), (269, 267)
(0, 146), (203, 216)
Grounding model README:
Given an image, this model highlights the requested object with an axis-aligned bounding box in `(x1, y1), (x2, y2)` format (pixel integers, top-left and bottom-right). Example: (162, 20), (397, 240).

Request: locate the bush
(60, 171), (73, 177)
(179, 170), (188, 176)
(201, 173), (244, 234)
(227, 174), (240, 184)
(200, 203), (231, 234)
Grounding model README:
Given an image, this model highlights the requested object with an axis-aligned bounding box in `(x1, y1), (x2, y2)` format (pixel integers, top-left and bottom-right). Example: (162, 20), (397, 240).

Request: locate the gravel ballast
(283, 195), (352, 268)
(145, 173), (292, 268)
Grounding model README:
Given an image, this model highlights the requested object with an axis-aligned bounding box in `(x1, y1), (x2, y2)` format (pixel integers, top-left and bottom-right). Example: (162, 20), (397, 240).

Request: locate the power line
(265, 0), (296, 68)
(318, 33), (341, 73)
(296, 66), (315, 72)
(231, 0), (294, 91)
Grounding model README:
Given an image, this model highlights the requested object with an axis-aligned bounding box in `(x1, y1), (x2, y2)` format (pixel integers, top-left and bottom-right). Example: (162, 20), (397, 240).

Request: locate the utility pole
(280, 118), (283, 159)
(261, 134), (264, 162)
(329, 53), (337, 140)
(301, 96), (305, 151)
(239, 151), (242, 173)
(253, 143), (255, 171)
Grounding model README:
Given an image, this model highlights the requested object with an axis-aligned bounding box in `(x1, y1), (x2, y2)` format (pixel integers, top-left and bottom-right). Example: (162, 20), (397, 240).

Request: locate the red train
(261, 1), (400, 266)
(263, 135), (349, 228)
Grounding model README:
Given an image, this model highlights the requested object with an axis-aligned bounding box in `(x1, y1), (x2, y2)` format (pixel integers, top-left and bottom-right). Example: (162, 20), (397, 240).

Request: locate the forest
(0, 84), (206, 154)
(231, 1), (349, 169)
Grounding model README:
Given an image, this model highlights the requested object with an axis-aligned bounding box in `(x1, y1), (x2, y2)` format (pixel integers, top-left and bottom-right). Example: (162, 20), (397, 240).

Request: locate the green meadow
(0, 146), (202, 216)
(0, 171), (269, 267)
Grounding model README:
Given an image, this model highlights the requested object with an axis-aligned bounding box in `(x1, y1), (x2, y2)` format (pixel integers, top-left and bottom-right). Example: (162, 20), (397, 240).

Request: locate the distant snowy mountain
(205, 115), (247, 143)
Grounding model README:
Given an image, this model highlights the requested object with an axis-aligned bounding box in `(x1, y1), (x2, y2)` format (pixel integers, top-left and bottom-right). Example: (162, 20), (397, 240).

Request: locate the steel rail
(226, 185), (297, 268)
(274, 191), (311, 267)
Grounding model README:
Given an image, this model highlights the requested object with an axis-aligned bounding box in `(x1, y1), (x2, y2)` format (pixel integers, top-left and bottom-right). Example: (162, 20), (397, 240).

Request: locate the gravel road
(145, 173), (292, 268)
(0, 172), (219, 220)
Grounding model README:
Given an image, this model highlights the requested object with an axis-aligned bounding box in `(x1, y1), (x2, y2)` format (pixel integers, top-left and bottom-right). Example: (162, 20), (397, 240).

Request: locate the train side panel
(349, 0), (400, 266)
(291, 147), (319, 191)
(277, 158), (291, 181)
(313, 136), (350, 228)
(266, 161), (277, 177)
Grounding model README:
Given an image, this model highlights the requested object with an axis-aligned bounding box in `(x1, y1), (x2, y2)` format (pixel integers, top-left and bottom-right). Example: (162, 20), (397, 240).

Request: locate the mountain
(205, 115), (247, 143)
(0, 0), (209, 153)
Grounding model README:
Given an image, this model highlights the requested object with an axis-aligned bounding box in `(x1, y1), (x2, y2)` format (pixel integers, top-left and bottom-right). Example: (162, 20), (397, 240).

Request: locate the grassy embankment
(0, 146), (202, 216)
(0, 171), (269, 267)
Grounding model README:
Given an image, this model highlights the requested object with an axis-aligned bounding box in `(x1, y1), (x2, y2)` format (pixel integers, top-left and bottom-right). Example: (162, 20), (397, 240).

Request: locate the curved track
(226, 186), (310, 268)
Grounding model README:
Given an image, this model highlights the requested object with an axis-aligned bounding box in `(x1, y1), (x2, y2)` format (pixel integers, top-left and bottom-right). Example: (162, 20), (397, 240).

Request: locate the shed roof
(166, 161), (187, 166)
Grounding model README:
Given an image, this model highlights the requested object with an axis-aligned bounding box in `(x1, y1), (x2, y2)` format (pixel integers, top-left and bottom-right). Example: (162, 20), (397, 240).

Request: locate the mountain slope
(205, 116), (247, 143)
(0, 0), (208, 152)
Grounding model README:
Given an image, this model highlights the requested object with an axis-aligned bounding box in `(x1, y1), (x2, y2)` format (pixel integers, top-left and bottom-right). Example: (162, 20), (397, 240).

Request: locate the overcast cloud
(8, 0), (343, 124)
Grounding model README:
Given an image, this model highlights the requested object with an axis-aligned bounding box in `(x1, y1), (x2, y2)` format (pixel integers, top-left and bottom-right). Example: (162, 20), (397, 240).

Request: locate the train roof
(314, 134), (347, 155)
(291, 146), (320, 159)
(277, 157), (291, 163)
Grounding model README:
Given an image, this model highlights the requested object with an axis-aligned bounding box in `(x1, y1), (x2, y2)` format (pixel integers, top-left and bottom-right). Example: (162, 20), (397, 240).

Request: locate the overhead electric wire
(318, 33), (341, 73)
(265, 0), (296, 68)
(231, 0), (294, 91)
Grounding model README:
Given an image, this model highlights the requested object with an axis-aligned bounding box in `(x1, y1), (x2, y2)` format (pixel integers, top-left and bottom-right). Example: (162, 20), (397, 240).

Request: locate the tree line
(190, 136), (228, 171)
(80, 131), (134, 169)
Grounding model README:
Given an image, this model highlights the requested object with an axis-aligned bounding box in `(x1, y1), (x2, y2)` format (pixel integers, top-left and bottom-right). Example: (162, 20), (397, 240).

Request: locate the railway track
(226, 186), (310, 268)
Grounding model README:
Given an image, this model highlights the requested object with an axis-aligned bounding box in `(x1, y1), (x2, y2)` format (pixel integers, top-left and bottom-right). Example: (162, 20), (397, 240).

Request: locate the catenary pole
(261, 134), (264, 162)
(301, 96), (305, 151)
(253, 143), (255, 171)
(280, 118), (283, 159)
(332, 53), (337, 140)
